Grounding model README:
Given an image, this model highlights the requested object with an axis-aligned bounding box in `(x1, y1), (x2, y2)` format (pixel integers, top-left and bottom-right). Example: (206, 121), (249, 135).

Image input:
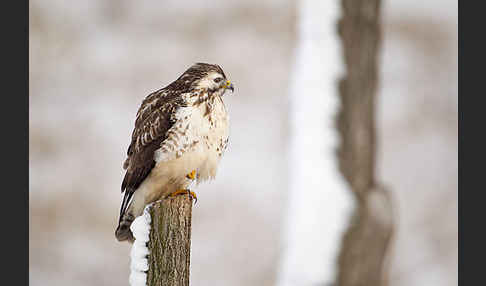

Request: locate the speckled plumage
(116, 63), (233, 242)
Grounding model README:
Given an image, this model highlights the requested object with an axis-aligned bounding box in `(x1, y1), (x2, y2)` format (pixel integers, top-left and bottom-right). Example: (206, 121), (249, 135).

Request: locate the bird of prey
(115, 63), (234, 242)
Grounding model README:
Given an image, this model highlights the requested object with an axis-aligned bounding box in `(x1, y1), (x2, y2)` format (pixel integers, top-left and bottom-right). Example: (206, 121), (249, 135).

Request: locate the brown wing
(118, 88), (185, 222)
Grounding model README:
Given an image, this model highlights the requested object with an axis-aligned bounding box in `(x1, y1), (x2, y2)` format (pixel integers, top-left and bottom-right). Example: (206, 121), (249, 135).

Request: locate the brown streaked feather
(119, 89), (185, 222)
(119, 63), (226, 222)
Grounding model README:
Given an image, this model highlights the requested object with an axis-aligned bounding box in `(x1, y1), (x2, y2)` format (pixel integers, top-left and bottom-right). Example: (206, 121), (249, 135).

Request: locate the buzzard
(115, 63), (234, 242)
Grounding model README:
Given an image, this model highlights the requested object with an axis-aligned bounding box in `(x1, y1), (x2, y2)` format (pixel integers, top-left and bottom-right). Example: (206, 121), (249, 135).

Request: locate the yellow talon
(170, 189), (188, 197)
(169, 189), (198, 204)
(186, 170), (197, 180)
(189, 191), (197, 203)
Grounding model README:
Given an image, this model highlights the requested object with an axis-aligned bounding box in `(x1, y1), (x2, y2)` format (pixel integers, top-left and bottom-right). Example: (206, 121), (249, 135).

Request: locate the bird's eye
(213, 77), (223, 83)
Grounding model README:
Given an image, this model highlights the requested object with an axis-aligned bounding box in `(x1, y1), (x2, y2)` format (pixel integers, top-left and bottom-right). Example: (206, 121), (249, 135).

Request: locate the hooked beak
(224, 80), (234, 93)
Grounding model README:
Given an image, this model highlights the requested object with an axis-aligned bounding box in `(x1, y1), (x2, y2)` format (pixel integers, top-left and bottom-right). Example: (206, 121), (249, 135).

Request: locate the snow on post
(127, 195), (193, 286)
(129, 204), (152, 286)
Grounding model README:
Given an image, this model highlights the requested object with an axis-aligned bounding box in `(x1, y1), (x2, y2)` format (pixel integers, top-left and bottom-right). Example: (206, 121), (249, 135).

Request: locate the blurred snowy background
(29, 0), (457, 285)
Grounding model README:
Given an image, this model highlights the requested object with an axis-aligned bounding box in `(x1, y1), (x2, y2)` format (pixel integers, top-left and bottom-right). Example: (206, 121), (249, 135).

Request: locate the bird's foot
(186, 170), (197, 180)
(170, 189), (198, 204)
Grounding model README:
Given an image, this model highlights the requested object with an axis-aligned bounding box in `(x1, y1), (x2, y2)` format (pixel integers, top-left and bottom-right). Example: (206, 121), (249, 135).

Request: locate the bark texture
(335, 0), (395, 285)
(147, 195), (193, 286)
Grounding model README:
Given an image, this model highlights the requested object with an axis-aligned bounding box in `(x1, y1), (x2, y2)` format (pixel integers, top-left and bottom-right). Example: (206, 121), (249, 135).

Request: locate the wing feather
(118, 88), (185, 221)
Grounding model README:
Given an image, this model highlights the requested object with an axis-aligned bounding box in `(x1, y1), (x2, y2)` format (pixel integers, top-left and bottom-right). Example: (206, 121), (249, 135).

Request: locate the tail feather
(115, 212), (135, 242)
(119, 188), (135, 223)
(116, 188), (135, 242)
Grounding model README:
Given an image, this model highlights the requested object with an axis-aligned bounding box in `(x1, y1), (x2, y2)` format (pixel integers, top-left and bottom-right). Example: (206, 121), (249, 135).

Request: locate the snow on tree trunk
(276, 0), (355, 285)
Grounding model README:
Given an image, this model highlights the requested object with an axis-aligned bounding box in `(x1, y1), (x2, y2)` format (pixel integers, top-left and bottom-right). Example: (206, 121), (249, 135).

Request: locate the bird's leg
(186, 170), (197, 180)
(185, 170), (198, 203)
(169, 170), (198, 204)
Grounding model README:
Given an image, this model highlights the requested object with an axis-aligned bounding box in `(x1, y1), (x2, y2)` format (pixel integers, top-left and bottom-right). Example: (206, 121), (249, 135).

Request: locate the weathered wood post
(146, 195), (193, 286)
(335, 0), (395, 285)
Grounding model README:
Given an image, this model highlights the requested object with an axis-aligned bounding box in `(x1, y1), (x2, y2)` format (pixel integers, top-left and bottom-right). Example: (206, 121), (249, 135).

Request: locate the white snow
(129, 204), (152, 286)
(276, 0), (355, 285)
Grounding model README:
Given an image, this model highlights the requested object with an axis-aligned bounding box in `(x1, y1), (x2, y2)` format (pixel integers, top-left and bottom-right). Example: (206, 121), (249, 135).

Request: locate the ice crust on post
(129, 205), (152, 286)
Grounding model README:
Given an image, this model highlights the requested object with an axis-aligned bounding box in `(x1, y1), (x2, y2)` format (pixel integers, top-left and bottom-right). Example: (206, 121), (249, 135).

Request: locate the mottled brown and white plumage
(115, 63), (233, 242)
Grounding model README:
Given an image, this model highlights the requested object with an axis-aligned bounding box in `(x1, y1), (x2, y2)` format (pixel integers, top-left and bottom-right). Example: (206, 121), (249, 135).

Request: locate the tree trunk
(147, 195), (193, 286)
(335, 0), (395, 285)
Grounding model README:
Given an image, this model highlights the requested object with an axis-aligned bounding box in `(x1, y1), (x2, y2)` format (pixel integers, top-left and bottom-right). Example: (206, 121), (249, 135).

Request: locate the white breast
(127, 95), (229, 216)
(153, 95), (229, 184)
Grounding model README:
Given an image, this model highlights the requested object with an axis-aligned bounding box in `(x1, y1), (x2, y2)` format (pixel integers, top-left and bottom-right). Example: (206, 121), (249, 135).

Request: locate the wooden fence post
(146, 195), (193, 286)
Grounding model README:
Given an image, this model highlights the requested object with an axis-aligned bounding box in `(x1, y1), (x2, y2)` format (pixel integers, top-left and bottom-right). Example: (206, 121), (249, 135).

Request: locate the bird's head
(175, 63), (234, 97)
